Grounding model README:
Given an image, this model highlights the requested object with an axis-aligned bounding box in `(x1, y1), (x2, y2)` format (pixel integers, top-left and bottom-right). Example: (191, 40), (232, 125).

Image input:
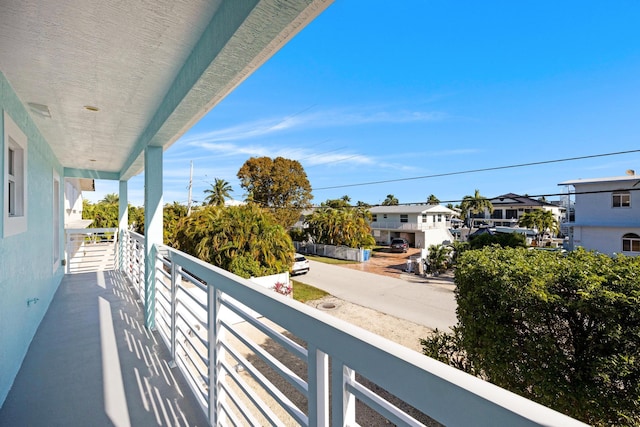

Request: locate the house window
(622, 233), (640, 252)
(53, 171), (61, 268)
(612, 191), (630, 208)
(421, 214), (427, 223)
(372, 214), (377, 222)
(505, 209), (518, 219)
(400, 214), (408, 223)
(491, 210), (503, 219)
(437, 214), (442, 222)
(383, 214), (387, 219)
(4, 111), (28, 237)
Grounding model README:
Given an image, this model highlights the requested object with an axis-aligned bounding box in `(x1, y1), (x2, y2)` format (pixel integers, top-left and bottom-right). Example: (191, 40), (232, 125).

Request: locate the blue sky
(88, 1), (640, 207)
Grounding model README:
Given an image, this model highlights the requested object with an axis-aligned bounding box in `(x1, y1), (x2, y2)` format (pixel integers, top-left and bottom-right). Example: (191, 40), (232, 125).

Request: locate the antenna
(186, 161), (193, 216)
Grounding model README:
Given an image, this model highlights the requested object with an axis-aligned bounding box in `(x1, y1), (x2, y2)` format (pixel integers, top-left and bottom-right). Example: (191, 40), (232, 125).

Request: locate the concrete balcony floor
(0, 271), (207, 427)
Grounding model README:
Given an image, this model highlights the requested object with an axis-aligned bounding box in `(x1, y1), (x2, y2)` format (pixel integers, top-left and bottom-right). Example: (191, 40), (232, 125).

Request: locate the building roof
(490, 193), (560, 208)
(369, 204), (458, 215)
(558, 175), (640, 186)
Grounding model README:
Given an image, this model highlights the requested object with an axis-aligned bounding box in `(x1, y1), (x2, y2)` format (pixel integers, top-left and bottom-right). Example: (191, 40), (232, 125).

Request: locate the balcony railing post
(169, 259), (179, 368)
(331, 360), (355, 425)
(207, 285), (223, 424)
(308, 346), (329, 427)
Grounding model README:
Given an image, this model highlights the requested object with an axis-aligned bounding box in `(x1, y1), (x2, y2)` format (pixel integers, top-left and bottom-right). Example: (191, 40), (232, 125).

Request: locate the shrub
(422, 247), (640, 425)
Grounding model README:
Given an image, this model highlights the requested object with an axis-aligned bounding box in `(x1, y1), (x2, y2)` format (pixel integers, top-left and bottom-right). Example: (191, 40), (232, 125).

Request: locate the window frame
(612, 191), (631, 208)
(400, 214), (408, 223)
(622, 233), (640, 253)
(53, 170), (61, 270)
(4, 111), (28, 237)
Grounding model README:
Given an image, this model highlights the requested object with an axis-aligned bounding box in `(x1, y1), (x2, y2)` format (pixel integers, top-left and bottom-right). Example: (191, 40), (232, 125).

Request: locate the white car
(291, 253), (310, 275)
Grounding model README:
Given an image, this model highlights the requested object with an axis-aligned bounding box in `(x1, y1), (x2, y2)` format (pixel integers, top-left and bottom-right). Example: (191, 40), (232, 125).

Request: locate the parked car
(291, 253), (310, 275)
(390, 238), (409, 253)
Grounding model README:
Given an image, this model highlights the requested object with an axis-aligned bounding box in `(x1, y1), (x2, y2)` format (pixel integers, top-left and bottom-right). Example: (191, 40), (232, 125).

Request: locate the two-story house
(558, 174), (640, 256)
(369, 204), (458, 248)
(470, 193), (565, 229)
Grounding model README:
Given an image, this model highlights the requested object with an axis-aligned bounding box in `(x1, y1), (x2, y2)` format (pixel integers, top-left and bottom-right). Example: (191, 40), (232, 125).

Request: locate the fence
(293, 242), (370, 262)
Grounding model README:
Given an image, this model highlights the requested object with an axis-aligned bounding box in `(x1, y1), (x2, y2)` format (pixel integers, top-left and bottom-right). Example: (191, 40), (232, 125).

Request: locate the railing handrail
(159, 244), (586, 427)
(65, 227), (118, 234)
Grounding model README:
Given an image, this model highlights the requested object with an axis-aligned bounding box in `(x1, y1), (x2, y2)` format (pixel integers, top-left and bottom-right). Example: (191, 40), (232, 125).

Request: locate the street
(293, 260), (457, 331)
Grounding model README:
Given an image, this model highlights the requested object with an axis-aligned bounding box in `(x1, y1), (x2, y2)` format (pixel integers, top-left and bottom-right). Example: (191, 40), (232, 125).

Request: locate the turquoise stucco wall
(0, 71), (65, 406)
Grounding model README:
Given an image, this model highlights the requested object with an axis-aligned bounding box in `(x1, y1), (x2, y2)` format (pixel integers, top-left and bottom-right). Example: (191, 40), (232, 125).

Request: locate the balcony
(370, 221), (451, 231)
(0, 229), (586, 426)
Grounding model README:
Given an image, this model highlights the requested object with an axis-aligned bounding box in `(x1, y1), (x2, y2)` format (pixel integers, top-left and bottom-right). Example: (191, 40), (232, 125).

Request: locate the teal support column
(118, 180), (128, 272)
(144, 146), (163, 329)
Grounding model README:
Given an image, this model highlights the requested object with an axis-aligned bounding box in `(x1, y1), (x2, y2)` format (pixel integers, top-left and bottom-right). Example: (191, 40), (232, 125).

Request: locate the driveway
(293, 260), (457, 332)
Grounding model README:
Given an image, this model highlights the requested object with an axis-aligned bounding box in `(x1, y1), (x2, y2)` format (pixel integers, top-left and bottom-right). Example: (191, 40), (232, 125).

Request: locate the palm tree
(203, 178), (233, 207)
(427, 194), (440, 205)
(382, 194), (399, 206)
(459, 189), (493, 227)
(518, 209), (559, 244)
(101, 193), (119, 205)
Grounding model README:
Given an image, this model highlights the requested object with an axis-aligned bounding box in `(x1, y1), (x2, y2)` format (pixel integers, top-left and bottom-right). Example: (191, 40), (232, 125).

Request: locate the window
(400, 214), (408, 223)
(4, 111), (27, 237)
(505, 209), (518, 219)
(622, 233), (640, 252)
(612, 191), (630, 208)
(53, 171), (61, 268)
(372, 214), (377, 222)
(383, 214), (387, 219)
(491, 210), (503, 219)
(421, 214), (427, 223)
(437, 214), (442, 222)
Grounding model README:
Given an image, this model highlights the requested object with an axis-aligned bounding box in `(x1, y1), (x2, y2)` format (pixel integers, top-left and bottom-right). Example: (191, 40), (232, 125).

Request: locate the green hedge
(423, 247), (640, 426)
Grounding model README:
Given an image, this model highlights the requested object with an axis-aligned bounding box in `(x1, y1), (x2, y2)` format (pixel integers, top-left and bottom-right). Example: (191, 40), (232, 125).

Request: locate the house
(558, 173), (640, 256)
(469, 193), (565, 229)
(369, 205), (458, 248)
(0, 2), (586, 425)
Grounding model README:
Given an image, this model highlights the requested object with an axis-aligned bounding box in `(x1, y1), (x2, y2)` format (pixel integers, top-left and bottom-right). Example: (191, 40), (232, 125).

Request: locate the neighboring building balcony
(0, 229), (586, 426)
(370, 221), (451, 231)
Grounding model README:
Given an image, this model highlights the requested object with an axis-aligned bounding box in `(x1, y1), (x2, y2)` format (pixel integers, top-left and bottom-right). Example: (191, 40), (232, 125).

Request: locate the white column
(144, 146), (163, 329)
(118, 180), (128, 272)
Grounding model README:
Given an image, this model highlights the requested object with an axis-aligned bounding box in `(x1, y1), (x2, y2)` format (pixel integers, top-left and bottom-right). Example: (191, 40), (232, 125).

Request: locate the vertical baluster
(169, 260), (179, 368)
(308, 346), (329, 426)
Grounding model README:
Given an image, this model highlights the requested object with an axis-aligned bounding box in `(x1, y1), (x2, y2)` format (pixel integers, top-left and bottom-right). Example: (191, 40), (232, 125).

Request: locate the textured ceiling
(0, 0), (332, 180)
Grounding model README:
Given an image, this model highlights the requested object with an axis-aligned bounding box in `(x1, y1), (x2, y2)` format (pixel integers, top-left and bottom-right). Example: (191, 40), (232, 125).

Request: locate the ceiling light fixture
(28, 102), (52, 118)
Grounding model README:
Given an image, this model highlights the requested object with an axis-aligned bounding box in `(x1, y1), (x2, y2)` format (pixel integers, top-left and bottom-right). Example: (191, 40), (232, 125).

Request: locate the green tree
(203, 178), (233, 207)
(459, 189), (493, 227)
(427, 194), (440, 205)
(173, 204), (294, 278)
(382, 194), (399, 206)
(237, 156), (312, 228)
(306, 206), (375, 248)
(321, 195), (351, 209)
(467, 232), (527, 250)
(422, 247), (640, 426)
(427, 244), (451, 273)
(518, 209), (559, 237)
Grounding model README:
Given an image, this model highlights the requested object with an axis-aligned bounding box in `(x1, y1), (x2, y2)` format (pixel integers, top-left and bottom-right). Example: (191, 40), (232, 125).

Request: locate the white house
(558, 174), (640, 256)
(369, 204), (458, 248)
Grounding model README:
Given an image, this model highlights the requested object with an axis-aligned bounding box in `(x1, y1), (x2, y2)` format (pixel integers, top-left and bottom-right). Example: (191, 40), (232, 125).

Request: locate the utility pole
(186, 161), (193, 216)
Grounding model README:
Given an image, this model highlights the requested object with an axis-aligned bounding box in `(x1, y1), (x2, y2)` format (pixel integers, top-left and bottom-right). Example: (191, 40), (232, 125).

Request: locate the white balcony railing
(113, 231), (585, 426)
(370, 221), (451, 231)
(64, 227), (118, 274)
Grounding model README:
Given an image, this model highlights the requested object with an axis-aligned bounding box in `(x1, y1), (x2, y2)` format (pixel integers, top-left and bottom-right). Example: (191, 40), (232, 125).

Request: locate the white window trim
(612, 191), (631, 208)
(622, 233), (640, 253)
(53, 170), (61, 270)
(4, 111), (28, 237)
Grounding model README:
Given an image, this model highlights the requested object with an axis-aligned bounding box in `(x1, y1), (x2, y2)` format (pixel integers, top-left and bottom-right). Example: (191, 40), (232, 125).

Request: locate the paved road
(293, 260), (457, 331)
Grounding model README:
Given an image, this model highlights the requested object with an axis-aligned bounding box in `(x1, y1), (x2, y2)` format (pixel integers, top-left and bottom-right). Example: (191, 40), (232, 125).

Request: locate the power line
(313, 149), (640, 191)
